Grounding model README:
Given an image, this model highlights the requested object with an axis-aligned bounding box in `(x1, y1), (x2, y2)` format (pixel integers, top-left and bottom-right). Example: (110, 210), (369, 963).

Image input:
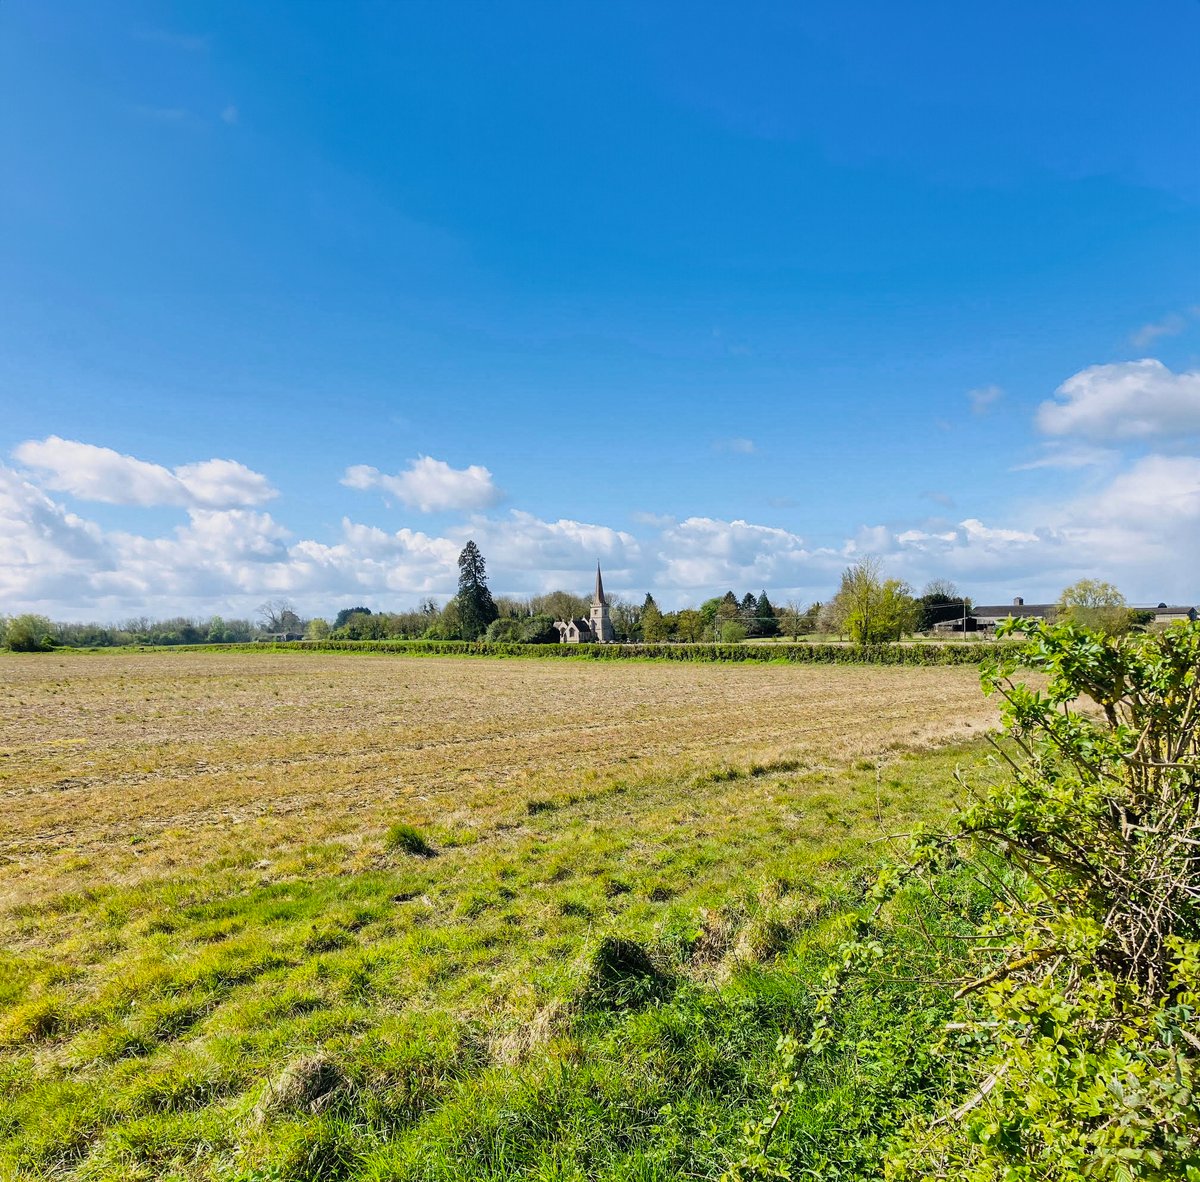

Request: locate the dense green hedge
(150, 639), (1017, 665)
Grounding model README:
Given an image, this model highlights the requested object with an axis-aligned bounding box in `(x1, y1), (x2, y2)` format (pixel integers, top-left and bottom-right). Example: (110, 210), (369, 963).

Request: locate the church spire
(594, 562), (607, 607)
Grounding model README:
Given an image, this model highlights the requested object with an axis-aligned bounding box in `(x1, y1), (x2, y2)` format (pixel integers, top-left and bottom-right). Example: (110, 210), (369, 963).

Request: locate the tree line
(0, 544), (1160, 652)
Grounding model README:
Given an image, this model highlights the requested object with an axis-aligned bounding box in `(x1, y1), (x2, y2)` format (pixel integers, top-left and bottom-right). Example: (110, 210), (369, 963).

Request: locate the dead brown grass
(0, 651), (997, 915)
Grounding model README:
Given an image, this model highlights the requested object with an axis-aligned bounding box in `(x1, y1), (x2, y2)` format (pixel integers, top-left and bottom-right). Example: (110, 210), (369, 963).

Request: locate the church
(554, 565), (616, 643)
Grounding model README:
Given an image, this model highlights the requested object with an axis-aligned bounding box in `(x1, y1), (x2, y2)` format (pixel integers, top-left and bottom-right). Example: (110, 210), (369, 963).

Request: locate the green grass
(0, 741), (995, 1180)
(383, 825), (435, 859)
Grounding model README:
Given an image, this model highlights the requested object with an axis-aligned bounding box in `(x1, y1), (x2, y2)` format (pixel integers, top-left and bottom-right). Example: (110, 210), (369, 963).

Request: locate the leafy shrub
(2, 614), (56, 652)
(881, 619), (1200, 1179)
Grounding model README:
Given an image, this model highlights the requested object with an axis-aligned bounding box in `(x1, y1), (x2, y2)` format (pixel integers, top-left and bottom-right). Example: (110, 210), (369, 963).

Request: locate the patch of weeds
(303, 924), (353, 954)
(242, 1115), (362, 1182)
(384, 824), (435, 858)
(0, 995), (65, 1046)
(459, 893), (494, 919)
(578, 936), (672, 1013)
(439, 828), (481, 849)
(526, 798), (557, 815)
(70, 1023), (154, 1065)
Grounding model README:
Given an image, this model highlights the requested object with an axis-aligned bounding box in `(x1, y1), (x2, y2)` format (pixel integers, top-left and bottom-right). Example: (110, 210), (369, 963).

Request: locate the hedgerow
(134, 639), (1017, 666)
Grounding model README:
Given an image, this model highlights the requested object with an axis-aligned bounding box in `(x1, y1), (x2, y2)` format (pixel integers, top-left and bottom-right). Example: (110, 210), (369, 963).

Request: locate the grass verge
(0, 736), (996, 1181)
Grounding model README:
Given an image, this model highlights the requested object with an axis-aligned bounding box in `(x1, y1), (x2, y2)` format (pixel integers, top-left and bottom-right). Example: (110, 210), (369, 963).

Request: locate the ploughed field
(0, 651), (1001, 1181)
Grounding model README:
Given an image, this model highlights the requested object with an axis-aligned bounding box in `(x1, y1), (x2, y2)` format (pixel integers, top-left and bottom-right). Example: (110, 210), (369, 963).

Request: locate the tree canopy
(1057, 578), (1131, 635)
(828, 558), (918, 643)
(456, 540), (499, 640)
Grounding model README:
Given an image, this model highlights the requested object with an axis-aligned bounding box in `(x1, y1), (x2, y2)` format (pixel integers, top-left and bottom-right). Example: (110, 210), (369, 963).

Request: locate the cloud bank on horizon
(4, 358), (1199, 619)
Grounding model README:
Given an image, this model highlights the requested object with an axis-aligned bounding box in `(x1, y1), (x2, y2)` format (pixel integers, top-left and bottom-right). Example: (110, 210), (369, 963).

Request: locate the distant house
(1147, 603), (1199, 626)
(970, 597), (1056, 632)
(555, 565), (617, 643)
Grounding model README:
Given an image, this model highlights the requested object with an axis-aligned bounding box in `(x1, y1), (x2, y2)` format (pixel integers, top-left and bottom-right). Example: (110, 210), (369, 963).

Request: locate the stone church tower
(589, 563), (615, 643)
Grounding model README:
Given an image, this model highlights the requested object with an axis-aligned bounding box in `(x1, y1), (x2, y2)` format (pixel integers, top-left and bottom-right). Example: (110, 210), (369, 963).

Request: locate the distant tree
(922, 577), (959, 600)
(520, 614), (560, 644)
(259, 600), (302, 634)
(334, 611), (387, 640)
(779, 601), (803, 640)
(720, 619), (747, 643)
(780, 600), (821, 639)
(494, 595), (531, 620)
(2, 614), (56, 652)
(915, 580), (970, 632)
(334, 606), (372, 629)
(717, 591), (740, 623)
(641, 594), (668, 643)
(1056, 579), (1131, 636)
(817, 597), (848, 639)
(485, 618), (524, 642)
(877, 578), (919, 640)
(827, 558), (918, 644)
(456, 541), (498, 640)
(305, 618), (331, 640)
(608, 598), (642, 642)
(829, 558), (882, 643)
(675, 608), (705, 642)
(429, 598), (463, 640)
(754, 590), (779, 638)
(530, 590), (590, 621)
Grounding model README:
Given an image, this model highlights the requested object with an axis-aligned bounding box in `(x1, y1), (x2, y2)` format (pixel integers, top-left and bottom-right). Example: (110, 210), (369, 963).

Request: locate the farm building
(1146, 603), (1199, 625)
(930, 596), (1198, 633)
(554, 565), (616, 643)
(971, 596), (1056, 631)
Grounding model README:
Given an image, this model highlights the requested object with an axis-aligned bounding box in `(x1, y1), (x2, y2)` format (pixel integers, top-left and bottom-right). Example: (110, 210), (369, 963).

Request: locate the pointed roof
(593, 563), (607, 607)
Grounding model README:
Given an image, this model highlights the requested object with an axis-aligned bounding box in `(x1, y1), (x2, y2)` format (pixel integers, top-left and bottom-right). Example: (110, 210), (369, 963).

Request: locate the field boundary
(63, 638), (1022, 665)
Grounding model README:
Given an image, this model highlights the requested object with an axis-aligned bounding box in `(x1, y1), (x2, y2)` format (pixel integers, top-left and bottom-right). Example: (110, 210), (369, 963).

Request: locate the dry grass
(0, 651), (995, 917)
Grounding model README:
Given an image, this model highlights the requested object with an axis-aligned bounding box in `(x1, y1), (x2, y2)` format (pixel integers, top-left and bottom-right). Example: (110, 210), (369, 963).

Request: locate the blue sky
(2, 2), (1199, 618)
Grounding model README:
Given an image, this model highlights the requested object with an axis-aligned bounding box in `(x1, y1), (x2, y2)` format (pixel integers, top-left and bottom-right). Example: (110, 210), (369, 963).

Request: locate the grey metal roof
(972, 604), (1056, 617)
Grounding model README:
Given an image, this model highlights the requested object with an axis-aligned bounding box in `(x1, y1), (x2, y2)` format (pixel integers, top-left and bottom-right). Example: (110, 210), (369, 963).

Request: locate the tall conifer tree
(755, 590), (779, 637)
(456, 541), (498, 640)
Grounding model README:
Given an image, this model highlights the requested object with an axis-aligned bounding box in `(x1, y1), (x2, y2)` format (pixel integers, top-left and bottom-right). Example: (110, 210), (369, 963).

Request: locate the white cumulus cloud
(342, 456), (501, 512)
(656, 517), (818, 591)
(13, 437), (277, 508)
(1036, 359), (1200, 441)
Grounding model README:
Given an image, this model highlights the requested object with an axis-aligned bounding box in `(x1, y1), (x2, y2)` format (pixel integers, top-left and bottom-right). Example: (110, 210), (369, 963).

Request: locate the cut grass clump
(578, 937), (672, 1013)
(0, 995), (65, 1047)
(383, 824), (435, 858)
(256, 1054), (346, 1121)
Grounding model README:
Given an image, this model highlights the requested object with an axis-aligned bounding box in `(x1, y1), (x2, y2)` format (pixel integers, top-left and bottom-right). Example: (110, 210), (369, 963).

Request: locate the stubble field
(0, 651), (1002, 1180)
